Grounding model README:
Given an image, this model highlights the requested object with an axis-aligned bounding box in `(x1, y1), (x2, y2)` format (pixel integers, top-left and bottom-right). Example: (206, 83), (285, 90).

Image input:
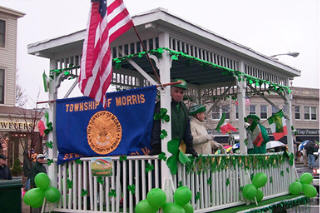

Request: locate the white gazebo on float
(28, 8), (305, 213)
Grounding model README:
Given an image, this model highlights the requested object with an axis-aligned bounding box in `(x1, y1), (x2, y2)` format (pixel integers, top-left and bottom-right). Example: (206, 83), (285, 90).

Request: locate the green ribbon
(81, 189), (88, 196)
(128, 185), (135, 194)
(109, 189), (116, 197)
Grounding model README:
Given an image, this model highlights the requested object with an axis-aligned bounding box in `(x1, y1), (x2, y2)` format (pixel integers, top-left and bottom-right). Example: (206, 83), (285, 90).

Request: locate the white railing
(53, 153), (295, 213)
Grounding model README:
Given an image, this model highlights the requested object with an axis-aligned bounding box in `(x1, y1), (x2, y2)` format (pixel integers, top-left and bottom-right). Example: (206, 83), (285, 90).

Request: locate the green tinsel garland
(48, 47), (291, 94)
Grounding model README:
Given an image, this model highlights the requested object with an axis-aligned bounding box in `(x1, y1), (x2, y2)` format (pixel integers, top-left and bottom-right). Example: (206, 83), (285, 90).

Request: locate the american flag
(79, 0), (133, 106)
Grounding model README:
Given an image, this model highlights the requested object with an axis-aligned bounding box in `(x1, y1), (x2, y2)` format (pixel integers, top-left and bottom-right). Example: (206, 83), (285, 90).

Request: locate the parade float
(27, 7), (316, 213)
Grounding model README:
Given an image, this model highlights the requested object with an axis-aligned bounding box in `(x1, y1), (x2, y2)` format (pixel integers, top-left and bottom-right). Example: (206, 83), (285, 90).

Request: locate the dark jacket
(150, 101), (195, 155)
(0, 165), (12, 180)
(29, 162), (46, 188)
(305, 142), (317, 155)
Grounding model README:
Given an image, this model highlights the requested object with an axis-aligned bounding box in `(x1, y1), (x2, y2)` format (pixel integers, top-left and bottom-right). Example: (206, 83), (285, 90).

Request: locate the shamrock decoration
(166, 139), (191, 175)
(160, 129), (168, 139)
(75, 159), (82, 164)
(145, 163), (154, 173)
(45, 141), (53, 149)
(207, 177), (212, 185)
(270, 176), (273, 184)
(47, 159), (54, 166)
(81, 189), (88, 197)
(97, 176), (104, 184)
(109, 189), (116, 197)
(119, 155), (127, 162)
(226, 178), (230, 186)
(67, 179), (73, 189)
(154, 108), (170, 122)
(195, 192), (200, 202)
(128, 184), (135, 194)
(158, 152), (167, 161)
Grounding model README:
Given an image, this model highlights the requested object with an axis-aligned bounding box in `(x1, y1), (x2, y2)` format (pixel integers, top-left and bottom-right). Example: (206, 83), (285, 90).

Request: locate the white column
(238, 61), (247, 154)
(285, 91), (294, 153)
(47, 60), (58, 187)
(158, 32), (174, 201)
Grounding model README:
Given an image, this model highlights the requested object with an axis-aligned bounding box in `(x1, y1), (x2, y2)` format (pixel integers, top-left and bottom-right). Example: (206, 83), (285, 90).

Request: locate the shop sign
(295, 129), (319, 136)
(0, 120), (34, 131)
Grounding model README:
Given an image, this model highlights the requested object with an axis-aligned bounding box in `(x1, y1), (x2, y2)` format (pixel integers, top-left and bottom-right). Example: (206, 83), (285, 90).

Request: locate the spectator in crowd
(189, 104), (224, 154)
(149, 79), (198, 157)
(0, 154), (11, 180)
(29, 154), (47, 188)
(304, 141), (318, 169)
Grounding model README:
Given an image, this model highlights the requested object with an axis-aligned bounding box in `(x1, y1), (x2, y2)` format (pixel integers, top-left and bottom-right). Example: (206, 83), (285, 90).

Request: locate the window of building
(211, 106), (220, 119)
(272, 105), (278, 115)
(222, 105), (230, 119)
(249, 105), (256, 115)
(260, 105), (267, 119)
(294, 106), (300, 119)
(0, 69), (4, 104)
(304, 106), (317, 120)
(311, 107), (317, 120)
(0, 20), (5, 48)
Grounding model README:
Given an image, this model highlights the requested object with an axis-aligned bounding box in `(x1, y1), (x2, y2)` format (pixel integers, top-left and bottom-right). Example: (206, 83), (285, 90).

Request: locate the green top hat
(172, 79), (187, 90)
(189, 104), (206, 115)
(244, 114), (260, 122)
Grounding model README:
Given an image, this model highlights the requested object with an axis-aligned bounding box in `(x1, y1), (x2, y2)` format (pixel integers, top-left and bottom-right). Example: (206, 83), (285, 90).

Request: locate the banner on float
(56, 86), (157, 164)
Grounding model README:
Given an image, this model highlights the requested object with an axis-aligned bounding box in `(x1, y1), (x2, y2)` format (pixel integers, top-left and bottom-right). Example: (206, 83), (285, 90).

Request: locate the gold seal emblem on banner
(87, 111), (122, 155)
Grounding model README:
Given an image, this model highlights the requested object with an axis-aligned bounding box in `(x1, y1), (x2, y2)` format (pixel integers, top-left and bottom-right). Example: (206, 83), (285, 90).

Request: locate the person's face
(37, 158), (45, 164)
(247, 118), (253, 125)
(196, 112), (205, 122)
(171, 87), (185, 102)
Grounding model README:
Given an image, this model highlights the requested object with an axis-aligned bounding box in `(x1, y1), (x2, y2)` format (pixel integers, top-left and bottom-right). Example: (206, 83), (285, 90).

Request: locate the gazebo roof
(28, 8), (300, 79)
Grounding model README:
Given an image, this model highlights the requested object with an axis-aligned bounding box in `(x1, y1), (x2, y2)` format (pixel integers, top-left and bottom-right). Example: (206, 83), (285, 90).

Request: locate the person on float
(149, 79), (198, 157)
(189, 104), (224, 154)
(245, 115), (269, 154)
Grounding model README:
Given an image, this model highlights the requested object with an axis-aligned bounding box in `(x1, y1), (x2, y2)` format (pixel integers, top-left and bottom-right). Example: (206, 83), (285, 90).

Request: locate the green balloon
(256, 189), (264, 202)
(252, 172), (267, 188)
(45, 186), (61, 203)
(242, 184), (257, 200)
(135, 199), (157, 213)
(183, 203), (194, 213)
(163, 202), (185, 213)
(23, 188), (45, 208)
(289, 182), (302, 195)
(174, 186), (192, 206)
(302, 184), (317, 198)
(146, 188), (166, 208)
(35, 172), (50, 190)
(300, 173), (313, 184)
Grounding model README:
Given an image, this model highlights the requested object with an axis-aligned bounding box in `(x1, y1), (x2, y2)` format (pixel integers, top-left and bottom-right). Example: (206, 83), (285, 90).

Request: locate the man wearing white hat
(29, 154), (47, 188)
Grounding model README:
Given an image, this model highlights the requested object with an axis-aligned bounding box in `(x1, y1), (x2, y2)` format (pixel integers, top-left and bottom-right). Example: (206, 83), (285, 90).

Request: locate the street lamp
(270, 52), (300, 58)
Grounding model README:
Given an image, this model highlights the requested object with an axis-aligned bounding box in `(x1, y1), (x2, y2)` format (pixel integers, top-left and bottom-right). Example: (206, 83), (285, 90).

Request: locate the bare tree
(15, 72), (27, 107)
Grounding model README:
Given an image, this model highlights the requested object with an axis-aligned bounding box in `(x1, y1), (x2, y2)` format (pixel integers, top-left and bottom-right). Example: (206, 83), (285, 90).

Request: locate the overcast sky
(1, 0), (319, 108)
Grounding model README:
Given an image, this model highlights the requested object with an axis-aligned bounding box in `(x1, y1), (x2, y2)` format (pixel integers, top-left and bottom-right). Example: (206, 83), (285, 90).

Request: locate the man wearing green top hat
(245, 114), (269, 154)
(149, 79), (198, 157)
(189, 104), (225, 154)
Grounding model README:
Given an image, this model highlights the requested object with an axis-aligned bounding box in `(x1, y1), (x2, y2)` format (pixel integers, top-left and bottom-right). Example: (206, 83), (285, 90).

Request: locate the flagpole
(132, 25), (162, 87)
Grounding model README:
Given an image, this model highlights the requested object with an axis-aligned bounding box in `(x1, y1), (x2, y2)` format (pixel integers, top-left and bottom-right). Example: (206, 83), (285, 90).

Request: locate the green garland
(244, 196), (309, 213)
(48, 48), (291, 95)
